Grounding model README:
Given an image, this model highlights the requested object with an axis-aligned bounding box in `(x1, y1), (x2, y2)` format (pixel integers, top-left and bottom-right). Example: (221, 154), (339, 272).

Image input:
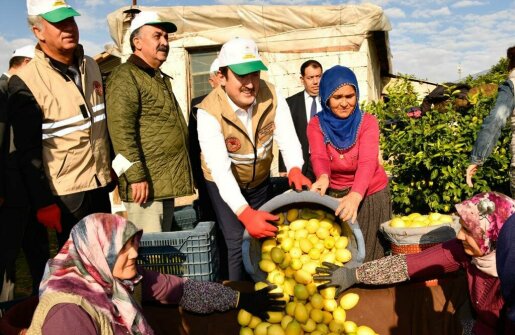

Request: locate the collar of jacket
(127, 54), (159, 77)
(34, 44), (85, 77)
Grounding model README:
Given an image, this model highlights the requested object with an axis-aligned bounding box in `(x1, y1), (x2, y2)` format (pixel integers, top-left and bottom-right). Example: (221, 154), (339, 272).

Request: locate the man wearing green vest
(106, 11), (194, 232)
(8, 0), (112, 248)
(197, 37), (312, 280)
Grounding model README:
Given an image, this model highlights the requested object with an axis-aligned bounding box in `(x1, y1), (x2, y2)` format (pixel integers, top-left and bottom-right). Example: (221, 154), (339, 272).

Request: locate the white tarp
(107, 4), (391, 53)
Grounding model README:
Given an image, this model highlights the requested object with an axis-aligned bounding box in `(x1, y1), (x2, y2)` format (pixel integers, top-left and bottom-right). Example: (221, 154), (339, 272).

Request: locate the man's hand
(131, 181), (149, 205)
(311, 174), (329, 196)
(36, 204), (62, 233)
(237, 205), (278, 239)
(466, 164), (478, 187)
(335, 191), (362, 224)
(288, 167), (312, 191)
(313, 261), (359, 298)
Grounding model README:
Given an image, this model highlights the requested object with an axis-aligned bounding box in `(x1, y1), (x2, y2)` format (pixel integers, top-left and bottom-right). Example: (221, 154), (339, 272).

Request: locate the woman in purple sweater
(307, 65), (391, 262)
(315, 192), (515, 335)
(24, 213), (283, 335)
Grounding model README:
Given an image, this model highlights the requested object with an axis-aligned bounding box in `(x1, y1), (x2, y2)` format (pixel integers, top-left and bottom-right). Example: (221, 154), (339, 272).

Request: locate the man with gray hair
(107, 11), (193, 232)
(8, 0), (113, 248)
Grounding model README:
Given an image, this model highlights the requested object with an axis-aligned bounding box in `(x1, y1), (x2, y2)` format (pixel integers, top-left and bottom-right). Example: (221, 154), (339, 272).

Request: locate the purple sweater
(40, 269), (238, 335)
(407, 239), (510, 335)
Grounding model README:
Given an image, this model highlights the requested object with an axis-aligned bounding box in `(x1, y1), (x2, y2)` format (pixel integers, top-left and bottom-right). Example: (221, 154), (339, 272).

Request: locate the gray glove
(313, 261), (359, 297)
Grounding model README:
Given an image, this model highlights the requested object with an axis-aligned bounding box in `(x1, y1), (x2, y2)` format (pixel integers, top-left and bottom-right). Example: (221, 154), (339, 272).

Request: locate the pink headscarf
(455, 192), (515, 254)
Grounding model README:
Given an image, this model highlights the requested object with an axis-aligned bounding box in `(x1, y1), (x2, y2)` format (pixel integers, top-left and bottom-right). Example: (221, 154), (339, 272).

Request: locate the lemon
(307, 234), (320, 245)
(294, 303), (309, 324)
(262, 239), (277, 252)
(277, 212), (285, 225)
(320, 286), (336, 299)
(289, 247), (302, 259)
(267, 311), (284, 324)
(340, 292), (360, 310)
(335, 236), (348, 249)
(290, 258), (302, 270)
(389, 217), (406, 228)
(335, 248), (352, 263)
(255, 322), (271, 335)
(294, 269), (312, 284)
(280, 315), (293, 329)
(240, 327), (253, 335)
(356, 325), (377, 335)
(310, 308), (324, 323)
(259, 259), (276, 273)
(285, 301), (297, 316)
(308, 248), (321, 260)
(323, 236), (336, 249)
(316, 323), (329, 333)
(302, 261), (318, 275)
(294, 229), (308, 240)
(330, 223), (342, 236)
(286, 209), (299, 222)
(293, 284), (309, 300)
(279, 253), (292, 269)
(323, 298), (338, 312)
(329, 319), (344, 333)
(320, 252), (336, 264)
(237, 309), (252, 326)
(332, 306), (346, 323)
(306, 282), (318, 296)
(299, 238), (313, 253)
(316, 227), (330, 239)
(343, 320), (358, 333)
(281, 237), (294, 252)
(284, 320), (302, 335)
(322, 311), (333, 324)
(255, 281), (268, 291)
(310, 293), (324, 309)
(270, 247), (285, 264)
(300, 318), (316, 332)
(249, 316), (262, 328)
(267, 324), (285, 335)
(306, 219), (320, 233)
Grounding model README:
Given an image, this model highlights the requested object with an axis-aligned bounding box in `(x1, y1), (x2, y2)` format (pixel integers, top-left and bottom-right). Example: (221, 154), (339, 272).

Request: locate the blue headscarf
(316, 65), (364, 151)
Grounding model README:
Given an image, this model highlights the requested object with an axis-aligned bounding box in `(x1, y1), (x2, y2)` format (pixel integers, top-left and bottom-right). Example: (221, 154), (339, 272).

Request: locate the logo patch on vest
(225, 137), (241, 152)
(93, 81), (103, 96)
(258, 122), (275, 141)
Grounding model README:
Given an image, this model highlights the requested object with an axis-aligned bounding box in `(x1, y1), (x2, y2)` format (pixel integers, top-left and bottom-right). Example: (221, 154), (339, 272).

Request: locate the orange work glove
(237, 206), (278, 239)
(36, 204), (62, 233)
(288, 167), (312, 191)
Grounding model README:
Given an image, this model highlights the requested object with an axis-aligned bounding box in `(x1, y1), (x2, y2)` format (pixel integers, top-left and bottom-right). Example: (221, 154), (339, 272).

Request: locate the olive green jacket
(106, 55), (193, 201)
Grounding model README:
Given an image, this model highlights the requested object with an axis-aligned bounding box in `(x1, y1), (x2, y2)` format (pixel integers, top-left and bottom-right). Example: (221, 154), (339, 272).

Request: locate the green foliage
(366, 72), (511, 214)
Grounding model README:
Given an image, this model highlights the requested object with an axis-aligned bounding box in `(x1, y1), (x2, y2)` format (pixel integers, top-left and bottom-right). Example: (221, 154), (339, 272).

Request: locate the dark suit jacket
(278, 90), (315, 181)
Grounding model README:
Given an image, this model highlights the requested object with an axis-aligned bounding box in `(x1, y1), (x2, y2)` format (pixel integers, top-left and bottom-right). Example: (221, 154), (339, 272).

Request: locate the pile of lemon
(238, 207), (379, 335)
(389, 212), (454, 228)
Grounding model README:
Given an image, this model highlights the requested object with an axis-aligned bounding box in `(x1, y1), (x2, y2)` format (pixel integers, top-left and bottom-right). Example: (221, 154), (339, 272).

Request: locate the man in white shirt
(278, 60), (323, 181)
(196, 37), (311, 280)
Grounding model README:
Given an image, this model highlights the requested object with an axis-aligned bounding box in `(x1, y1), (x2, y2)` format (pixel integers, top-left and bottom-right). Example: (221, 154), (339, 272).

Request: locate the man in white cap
(0, 44), (49, 301)
(7, 0), (113, 248)
(107, 11), (193, 232)
(196, 37), (311, 280)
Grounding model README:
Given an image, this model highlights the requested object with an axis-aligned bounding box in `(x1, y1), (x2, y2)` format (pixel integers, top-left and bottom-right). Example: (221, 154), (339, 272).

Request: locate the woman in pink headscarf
(23, 213), (284, 335)
(314, 192), (515, 335)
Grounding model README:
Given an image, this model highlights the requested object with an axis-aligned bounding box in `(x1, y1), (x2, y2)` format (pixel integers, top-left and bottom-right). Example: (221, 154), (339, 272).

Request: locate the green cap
(41, 6), (80, 23)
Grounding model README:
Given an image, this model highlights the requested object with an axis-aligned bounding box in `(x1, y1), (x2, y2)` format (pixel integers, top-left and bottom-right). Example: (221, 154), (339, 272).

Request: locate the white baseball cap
(218, 37), (267, 76)
(27, 0), (80, 23)
(12, 45), (35, 59)
(129, 11), (177, 35)
(209, 58), (220, 74)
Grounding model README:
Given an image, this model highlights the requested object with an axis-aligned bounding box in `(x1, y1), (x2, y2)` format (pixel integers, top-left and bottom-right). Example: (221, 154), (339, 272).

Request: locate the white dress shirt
(197, 88), (304, 213)
(303, 91), (322, 121)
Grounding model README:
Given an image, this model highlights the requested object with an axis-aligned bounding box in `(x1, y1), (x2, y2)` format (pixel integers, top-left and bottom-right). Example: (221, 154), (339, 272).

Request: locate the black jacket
(278, 90), (314, 181)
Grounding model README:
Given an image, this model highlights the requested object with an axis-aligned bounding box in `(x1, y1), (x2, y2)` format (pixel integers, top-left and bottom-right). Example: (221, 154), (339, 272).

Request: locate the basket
(172, 205), (198, 231)
(380, 216), (461, 287)
(242, 191), (366, 282)
(138, 221), (219, 281)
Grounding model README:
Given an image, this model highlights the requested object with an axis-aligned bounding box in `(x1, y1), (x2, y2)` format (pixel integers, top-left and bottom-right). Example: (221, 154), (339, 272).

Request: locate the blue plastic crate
(172, 205), (198, 231)
(138, 221), (218, 281)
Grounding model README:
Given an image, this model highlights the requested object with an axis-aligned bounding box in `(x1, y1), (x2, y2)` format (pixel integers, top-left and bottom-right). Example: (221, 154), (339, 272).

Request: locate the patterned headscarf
(316, 65), (364, 151)
(39, 213), (153, 335)
(455, 192), (515, 254)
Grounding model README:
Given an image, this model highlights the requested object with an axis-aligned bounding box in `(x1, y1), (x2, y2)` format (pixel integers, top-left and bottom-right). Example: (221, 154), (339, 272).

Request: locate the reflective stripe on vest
(41, 102), (105, 140)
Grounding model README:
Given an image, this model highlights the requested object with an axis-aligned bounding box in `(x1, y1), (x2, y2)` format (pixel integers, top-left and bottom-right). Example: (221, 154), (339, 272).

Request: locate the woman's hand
(335, 191), (362, 223)
(466, 164), (478, 187)
(311, 174), (329, 196)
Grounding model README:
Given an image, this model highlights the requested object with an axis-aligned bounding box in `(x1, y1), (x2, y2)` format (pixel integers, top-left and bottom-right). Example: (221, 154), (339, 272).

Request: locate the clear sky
(1, 0), (514, 83)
